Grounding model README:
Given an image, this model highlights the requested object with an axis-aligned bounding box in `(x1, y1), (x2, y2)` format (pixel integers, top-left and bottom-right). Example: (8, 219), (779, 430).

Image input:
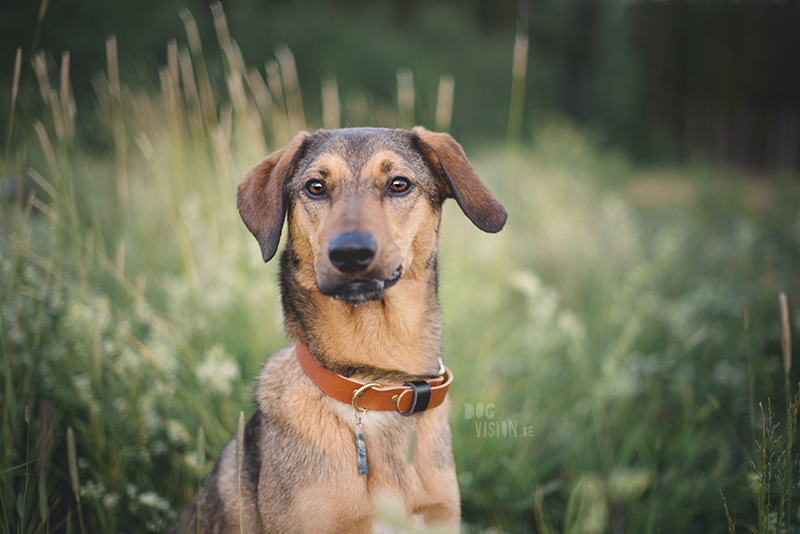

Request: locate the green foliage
(1, 5), (800, 534)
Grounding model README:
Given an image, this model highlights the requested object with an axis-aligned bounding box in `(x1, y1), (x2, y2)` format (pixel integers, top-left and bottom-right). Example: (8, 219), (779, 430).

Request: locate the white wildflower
(184, 451), (200, 471)
(151, 440), (169, 457)
(138, 392), (163, 435)
(149, 325), (179, 373)
(80, 480), (105, 498)
(196, 344), (240, 395)
(138, 490), (172, 511)
(125, 483), (139, 499)
(117, 346), (142, 375)
(63, 296), (112, 356)
(72, 374), (94, 406)
(102, 492), (119, 510)
(509, 270), (542, 300)
(146, 518), (169, 532)
(166, 420), (190, 447)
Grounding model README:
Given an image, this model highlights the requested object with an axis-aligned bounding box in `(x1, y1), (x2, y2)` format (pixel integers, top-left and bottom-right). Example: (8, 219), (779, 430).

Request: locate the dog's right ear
(237, 131), (310, 262)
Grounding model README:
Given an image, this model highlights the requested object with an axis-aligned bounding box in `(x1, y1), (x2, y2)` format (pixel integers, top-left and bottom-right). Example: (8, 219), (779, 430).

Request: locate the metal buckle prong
(352, 383), (383, 413)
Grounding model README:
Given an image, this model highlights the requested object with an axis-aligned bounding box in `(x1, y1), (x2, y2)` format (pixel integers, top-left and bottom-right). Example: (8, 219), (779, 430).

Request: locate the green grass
(2, 7), (800, 534)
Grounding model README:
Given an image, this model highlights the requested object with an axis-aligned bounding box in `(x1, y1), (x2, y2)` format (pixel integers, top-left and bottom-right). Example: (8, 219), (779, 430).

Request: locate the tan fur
(169, 127), (505, 534)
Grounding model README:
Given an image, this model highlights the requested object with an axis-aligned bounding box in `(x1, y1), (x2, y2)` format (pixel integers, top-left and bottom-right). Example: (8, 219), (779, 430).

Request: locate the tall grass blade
(48, 87), (65, 144)
(115, 240), (125, 279)
(265, 60), (290, 146)
(197, 425), (205, 534)
(720, 489), (735, 534)
(167, 39), (185, 189)
(275, 44), (306, 134)
(17, 404), (32, 529)
(248, 67), (273, 127)
(3, 47), (22, 176)
(179, 45), (205, 152)
(180, 8), (218, 131)
(780, 291), (793, 527)
(781, 389), (799, 532)
(211, 1), (233, 66)
(107, 35), (129, 215)
(38, 470), (47, 526)
(321, 74), (340, 130)
(211, 2), (252, 160)
(781, 292), (792, 374)
(106, 36), (120, 101)
(33, 121), (61, 187)
(66, 426), (79, 501)
(435, 73), (455, 133)
(534, 485), (555, 534)
(37, 0), (49, 22)
(396, 68), (414, 129)
(59, 51), (76, 144)
(66, 425), (87, 532)
(29, 0), (49, 58)
(36, 401), (53, 526)
(757, 402), (768, 534)
(236, 411), (245, 534)
(743, 302), (755, 438)
(32, 51), (49, 104)
(507, 20), (529, 149)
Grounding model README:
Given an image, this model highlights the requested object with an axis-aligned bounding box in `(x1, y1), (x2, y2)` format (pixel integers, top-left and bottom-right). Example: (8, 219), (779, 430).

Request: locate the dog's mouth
(330, 266), (403, 306)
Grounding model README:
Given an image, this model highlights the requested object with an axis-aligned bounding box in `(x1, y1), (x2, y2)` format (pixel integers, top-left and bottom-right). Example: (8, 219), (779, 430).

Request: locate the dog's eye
(305, 179), (327, 197)
(389, 177), (411, 194)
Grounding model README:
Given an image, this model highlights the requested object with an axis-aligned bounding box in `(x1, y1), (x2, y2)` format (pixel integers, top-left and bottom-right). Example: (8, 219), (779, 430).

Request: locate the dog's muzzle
(318, 232), (401, 305)
(329, 266), (402, 305)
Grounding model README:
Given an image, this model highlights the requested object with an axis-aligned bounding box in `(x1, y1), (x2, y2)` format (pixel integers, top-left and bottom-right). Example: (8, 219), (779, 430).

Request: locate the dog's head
(237, 127), (506, 306)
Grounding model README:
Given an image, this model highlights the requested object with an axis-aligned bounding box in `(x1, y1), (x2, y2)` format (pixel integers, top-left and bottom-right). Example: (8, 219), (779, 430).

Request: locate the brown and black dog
(169, 127), (506, 533)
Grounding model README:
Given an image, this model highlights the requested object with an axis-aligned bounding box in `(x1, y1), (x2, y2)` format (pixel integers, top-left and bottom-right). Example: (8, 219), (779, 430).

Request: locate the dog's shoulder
(254, 344), (354, 449)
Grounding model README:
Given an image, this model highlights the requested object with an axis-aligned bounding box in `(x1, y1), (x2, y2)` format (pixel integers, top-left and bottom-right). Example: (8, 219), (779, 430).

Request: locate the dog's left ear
(238, 131), (310, 262)
(411, 126), (507, 233)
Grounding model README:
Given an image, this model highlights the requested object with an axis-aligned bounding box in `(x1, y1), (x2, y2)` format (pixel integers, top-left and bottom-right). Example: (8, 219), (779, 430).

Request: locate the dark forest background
(1, 0), (799, 172)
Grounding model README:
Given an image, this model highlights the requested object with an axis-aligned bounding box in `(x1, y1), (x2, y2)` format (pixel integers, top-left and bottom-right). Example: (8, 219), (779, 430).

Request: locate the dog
(169, 126), (506, 533)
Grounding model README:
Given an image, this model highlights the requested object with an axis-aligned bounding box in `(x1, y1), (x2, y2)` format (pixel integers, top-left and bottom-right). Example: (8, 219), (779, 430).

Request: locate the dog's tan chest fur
(253, 347), (458, 533)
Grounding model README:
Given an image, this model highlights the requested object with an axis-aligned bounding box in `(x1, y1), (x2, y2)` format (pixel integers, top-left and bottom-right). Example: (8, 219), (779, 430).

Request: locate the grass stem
(236, 411), (245, 534)
(435, 74), (455, 133)
(197, 425), (205, 534)
(743, 302), (755, 441)
(3, 47), (22, 177)
(507, 20), (528, 150)
(720, 489), (735, 534)
(780, 291), (793, 527)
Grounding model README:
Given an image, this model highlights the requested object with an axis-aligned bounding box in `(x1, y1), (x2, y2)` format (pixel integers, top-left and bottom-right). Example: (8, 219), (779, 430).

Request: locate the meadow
(2, 6), (800, 534)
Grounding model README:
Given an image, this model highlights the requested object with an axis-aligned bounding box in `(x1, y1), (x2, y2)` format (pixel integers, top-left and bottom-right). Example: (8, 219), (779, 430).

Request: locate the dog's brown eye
(305, 179), (326, 197)
(389, 177), (411, 194)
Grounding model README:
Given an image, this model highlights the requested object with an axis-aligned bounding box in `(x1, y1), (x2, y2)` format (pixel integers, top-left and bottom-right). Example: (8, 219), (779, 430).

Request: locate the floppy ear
(237, 131), (310, 262)
(411, 126), (507, 233)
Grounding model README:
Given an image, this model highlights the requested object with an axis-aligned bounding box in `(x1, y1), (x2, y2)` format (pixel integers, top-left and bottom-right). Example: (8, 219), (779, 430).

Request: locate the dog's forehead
(296, 128), (424, 177)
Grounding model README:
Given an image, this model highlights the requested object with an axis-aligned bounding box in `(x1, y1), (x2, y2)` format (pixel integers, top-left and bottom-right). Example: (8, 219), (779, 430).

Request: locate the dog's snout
(328, 232), (377, 273)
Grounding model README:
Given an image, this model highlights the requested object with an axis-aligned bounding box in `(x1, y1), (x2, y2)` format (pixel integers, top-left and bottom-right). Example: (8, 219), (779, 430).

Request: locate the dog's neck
(279, 245), (443, 383)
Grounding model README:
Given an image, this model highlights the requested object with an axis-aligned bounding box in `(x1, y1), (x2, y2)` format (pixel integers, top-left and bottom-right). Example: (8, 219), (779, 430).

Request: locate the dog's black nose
(329, 232), (377, 273)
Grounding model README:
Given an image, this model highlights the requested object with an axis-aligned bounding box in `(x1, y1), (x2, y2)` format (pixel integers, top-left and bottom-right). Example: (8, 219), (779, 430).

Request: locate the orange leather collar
(295, 341), (453, 414)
